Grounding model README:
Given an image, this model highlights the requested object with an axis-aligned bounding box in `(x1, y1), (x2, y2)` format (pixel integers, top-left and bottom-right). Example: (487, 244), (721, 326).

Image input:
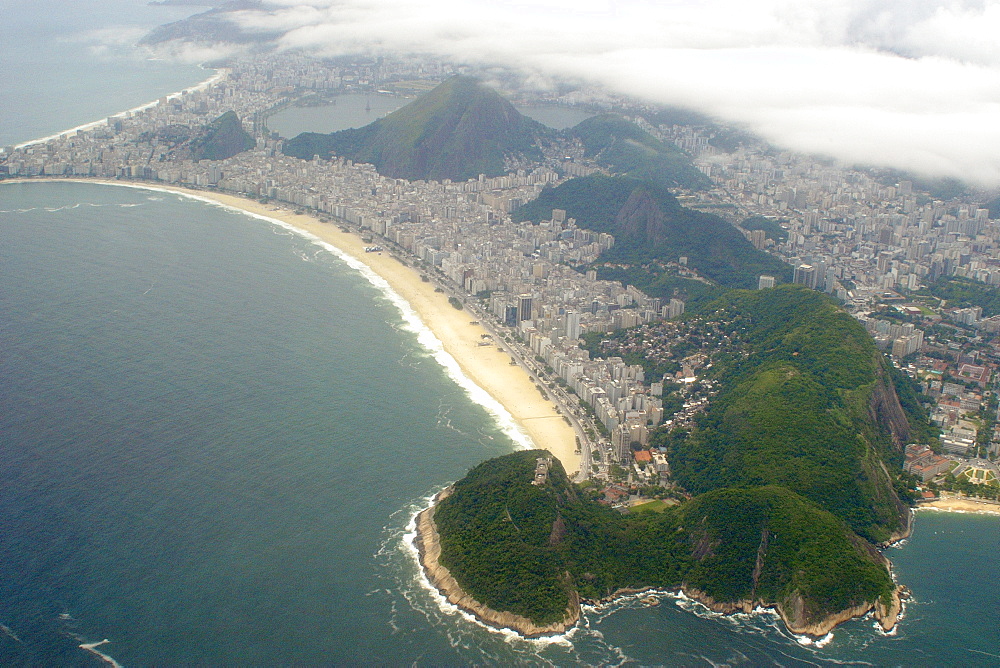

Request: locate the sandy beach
(9, 178), (580, 474)
(917, 496), (1000, 515)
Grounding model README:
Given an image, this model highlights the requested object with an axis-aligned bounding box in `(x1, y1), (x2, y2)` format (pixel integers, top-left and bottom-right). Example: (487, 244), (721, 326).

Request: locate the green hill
(433, 450), (895, 632)
(192, 110), (256, 161)
(514, 174), (791, 290)
(283, 77), (550, 181)
(915, 275), (1000, 317)
(660, 285), (914, 543)
(569, 114), (710, 190)
(138, 110), (255, 162)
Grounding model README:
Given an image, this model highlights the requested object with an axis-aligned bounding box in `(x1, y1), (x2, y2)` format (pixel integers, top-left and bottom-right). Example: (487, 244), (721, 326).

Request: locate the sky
(164, 0), (1000, 187)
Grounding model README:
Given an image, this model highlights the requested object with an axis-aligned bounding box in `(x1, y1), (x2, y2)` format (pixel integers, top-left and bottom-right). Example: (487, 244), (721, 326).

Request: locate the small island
(416, 450), (904, 638)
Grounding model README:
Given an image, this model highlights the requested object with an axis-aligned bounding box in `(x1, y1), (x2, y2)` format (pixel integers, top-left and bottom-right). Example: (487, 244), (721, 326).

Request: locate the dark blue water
(2, 1), (1000, 663)
(2, 181), (999, 666)
(0, 182), (517, 664)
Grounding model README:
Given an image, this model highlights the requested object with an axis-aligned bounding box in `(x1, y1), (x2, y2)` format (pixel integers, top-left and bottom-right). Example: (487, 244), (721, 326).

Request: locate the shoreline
(2, 178), (580, 475)
(915, 496), (1000, 515)
(8, 67), (227, 151)
(410, 487), (902, 640)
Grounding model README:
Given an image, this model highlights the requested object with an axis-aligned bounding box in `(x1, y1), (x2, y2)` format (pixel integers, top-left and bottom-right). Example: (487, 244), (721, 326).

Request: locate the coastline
(8, 68), (227, 151)
(916, 496), (1000, 515)
(1, 178), (580, 475)
(411, 485), (903, 640)
(407, 479), (903, 641)
(414, 489), (581, 638)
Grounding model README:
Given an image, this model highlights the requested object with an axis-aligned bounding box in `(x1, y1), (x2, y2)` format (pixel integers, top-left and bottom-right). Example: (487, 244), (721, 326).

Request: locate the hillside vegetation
(193, 110), (256, 161)
(662, 285), (912, 543)
(434, 450), (895, 629)
(283, 76), (550, 181)
(569, 114), (710, 190)
(514, 175), (791, 290)
(140, 110), (255, 162)
(915, 275), (1000, 317)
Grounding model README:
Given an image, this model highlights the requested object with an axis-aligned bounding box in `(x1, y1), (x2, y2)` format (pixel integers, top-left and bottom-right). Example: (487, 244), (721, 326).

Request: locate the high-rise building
(793, 264), (818, 289)
(668, 299), (685, 319)
(565, 310), (582, 340)
(518, 294), (533, 322)
(758, 275), (776, 289)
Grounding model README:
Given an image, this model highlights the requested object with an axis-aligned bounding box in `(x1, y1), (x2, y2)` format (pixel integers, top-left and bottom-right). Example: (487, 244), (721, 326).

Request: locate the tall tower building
(793, 264), (818, 289)
(518, 294), (533, 322)
(565, 310), (582, 340)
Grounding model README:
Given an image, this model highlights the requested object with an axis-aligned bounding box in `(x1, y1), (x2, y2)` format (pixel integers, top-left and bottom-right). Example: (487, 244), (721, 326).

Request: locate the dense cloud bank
(162, 0), (1000, 186)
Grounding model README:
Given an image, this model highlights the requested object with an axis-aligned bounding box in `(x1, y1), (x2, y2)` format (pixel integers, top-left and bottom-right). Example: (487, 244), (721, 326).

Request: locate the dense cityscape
(4, 52), (999, 500)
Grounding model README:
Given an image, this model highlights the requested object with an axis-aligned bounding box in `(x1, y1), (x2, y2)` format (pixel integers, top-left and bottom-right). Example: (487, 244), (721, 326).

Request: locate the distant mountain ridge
(140, 1), (277, 46)
(283, 77), (552, 182)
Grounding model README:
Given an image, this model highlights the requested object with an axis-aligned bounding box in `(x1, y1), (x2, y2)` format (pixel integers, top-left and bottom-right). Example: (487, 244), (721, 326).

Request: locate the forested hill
(661, 285), (915, 543)
(282, 76), (550, 181)
(568, 114), (710, 190)
(193, 110), (256, 161)
(433, 450), (896, 633)
(514, 174), (791, 289)
(138, 110), (255, 162)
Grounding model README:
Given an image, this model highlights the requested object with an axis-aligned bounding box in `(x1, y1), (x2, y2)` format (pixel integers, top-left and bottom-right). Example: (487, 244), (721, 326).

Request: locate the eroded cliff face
(681, 585), (905, 638)
(415, 490), (580, 638)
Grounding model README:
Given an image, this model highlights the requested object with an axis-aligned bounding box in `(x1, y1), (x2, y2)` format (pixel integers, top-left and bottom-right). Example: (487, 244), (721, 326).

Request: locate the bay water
(2, 2), (999, 665)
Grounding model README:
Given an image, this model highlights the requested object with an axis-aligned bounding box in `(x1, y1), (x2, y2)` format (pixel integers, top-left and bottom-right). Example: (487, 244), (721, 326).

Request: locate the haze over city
(120, 0), (1000, 187)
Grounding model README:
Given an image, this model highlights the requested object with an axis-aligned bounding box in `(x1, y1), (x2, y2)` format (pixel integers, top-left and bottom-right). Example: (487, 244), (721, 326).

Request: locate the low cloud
(216, 0), (1000, 185)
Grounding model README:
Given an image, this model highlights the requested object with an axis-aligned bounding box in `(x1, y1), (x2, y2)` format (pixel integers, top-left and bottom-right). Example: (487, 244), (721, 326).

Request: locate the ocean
(2, 3), (999, 666)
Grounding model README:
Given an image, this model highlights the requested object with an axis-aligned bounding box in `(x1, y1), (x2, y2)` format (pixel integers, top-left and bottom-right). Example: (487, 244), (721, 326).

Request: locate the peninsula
(415, 450), (904, 638)
(6, 51), (1000, 644)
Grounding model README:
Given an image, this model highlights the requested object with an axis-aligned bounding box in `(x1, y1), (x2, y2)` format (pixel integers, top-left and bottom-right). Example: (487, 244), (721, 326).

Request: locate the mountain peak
(283, 77), (549, 182)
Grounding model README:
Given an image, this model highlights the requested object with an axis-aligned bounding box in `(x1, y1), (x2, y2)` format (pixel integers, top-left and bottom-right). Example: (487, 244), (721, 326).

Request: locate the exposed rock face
(615, 187), (667, 245)
(874, 586), (905, 632)
(869, 362), (912, 449)
(415, 490), (580, 638)
(682, 585), (905, 637)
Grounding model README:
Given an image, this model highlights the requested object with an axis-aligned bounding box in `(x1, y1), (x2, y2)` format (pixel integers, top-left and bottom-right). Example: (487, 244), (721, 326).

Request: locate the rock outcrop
(682, 584), (905, 637)
(869, 361), (912, 448)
